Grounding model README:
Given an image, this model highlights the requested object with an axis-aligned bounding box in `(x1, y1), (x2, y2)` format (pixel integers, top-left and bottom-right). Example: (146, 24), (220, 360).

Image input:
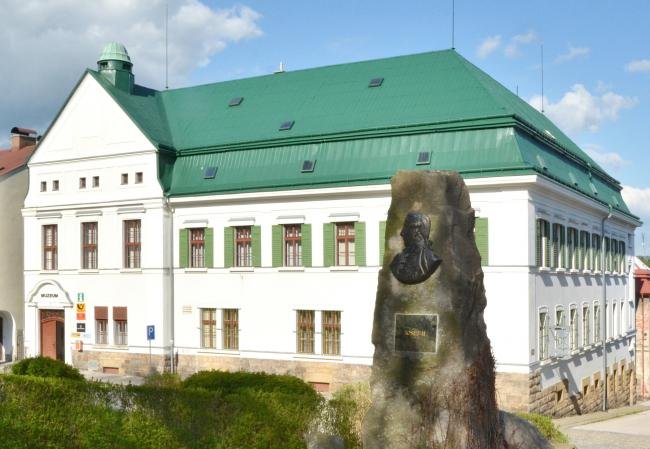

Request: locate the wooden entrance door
(40, 310), (64, 361)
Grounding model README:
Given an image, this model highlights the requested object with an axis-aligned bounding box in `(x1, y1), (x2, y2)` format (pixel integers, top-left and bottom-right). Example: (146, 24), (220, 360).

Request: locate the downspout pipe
(165, 196), (176, 374)
(601, 204), (612, 411)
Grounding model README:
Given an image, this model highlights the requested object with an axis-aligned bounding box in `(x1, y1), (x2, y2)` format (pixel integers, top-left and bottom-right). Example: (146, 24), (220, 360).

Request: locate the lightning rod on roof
(165, 1), (169, 90)
(451, 0), (455, 49)
(540, 44), (544, 114)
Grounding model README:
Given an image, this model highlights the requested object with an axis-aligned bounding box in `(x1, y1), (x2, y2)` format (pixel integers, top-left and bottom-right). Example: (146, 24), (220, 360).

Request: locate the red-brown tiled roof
(0, 145), (35, 177)
(641, 279), (650, 297)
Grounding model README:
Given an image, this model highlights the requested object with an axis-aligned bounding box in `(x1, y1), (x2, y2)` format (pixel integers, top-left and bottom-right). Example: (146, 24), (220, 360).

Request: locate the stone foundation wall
(73, 350), (167, 376)
(529, 361), (636, 417)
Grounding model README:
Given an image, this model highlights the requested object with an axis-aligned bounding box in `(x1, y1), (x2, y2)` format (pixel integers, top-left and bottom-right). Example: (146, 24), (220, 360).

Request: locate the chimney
(10, 127), (37, 151)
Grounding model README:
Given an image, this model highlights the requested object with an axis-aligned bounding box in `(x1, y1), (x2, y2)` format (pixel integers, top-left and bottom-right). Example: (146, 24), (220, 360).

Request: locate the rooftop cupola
(97, 42), (134, 93)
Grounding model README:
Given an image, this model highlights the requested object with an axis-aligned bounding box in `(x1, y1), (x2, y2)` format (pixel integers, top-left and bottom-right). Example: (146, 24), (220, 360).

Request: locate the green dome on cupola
(97, 42), (134, 93)
(98, 42), (132, 64)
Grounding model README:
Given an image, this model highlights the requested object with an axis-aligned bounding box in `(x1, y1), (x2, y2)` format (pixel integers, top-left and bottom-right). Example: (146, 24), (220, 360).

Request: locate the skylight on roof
(301, 160), (316, 173)
(279, 120), (295, 131)
(203, 166), (218, 179)
(368, 77), (384, 87)
(229, 97), (243, 107)
(416, 151), (431, 165)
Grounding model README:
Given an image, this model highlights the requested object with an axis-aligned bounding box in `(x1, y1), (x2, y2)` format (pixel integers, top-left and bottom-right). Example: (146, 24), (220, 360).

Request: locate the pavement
(554, 401), (650, 449)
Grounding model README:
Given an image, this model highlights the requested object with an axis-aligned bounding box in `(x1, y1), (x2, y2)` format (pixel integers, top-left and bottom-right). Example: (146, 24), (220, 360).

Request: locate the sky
(1, 0), (649, 252)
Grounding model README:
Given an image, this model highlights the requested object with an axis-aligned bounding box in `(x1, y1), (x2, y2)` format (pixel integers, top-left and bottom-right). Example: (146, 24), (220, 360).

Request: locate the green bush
(142, 371), (181, 388)
(11, 356), (84, 381)
(321, 382), (371, 449)
(182, 369), (318, 398)
(516, 412), (569, 444)
(0, 371), (323, 449)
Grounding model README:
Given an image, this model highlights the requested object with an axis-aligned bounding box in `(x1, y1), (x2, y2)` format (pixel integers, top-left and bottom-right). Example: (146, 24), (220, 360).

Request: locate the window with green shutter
(536, 219), (550, 267)
(379, 221), (386, 265)
(354, 221), (366, 266)
(204, 227), (213, 268)
(272, 225), (283, 267)
(252, 225), (261, 267)
(179, 229), (189, 268)
(301, 224), (312, 267)
(474, 217), (488, 266)
(223, 227), (234, 268)
(323, 223), (334, 267)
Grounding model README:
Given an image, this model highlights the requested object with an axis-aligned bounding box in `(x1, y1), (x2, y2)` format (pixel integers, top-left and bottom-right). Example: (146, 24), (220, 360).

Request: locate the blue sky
(1, 0), (649, 251)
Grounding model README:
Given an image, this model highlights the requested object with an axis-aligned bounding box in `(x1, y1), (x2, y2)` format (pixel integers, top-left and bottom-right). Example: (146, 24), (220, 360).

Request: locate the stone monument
(362, 170), (504, 449)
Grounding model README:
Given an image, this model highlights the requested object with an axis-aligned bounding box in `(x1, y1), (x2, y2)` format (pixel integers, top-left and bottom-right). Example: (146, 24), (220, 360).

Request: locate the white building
(0, 127), (36, 363)
(23, 43), (639, 414)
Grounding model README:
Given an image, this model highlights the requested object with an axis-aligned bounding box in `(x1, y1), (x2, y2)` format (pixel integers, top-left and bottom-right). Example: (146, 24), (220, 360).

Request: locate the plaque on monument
(394, 313), (437, 353)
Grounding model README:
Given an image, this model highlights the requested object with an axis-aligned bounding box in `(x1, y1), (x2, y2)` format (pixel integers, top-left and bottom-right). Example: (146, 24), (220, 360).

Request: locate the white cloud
(622, 185), (650, 218)
(583, 144), (628, 171)
(0, 0), (263, 144)
(476, 35), (501, 59)
(625, 59), (650, 73)
(528, 84), (637, 133)
(555, 45), (590, 63)
(504, 30), (537, 58)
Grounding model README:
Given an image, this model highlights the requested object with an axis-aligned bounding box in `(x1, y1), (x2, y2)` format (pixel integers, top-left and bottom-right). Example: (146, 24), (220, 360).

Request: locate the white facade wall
(0, 168), (28, 361)
(22, 74), (170, 365)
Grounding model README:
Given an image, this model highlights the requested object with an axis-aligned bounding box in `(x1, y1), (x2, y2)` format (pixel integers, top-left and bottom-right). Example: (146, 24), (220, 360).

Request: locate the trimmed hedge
(11, 356), (84, 381)
(0, 370), (323, 449)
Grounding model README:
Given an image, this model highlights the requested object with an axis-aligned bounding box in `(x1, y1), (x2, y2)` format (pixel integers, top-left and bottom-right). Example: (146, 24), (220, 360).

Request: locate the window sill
(229, 267), (254, 273)
(184, 268), (208, 273)
(40, 270), (59, 275)
(329, 266), (359, 272)
(555, 268), (566, 274)
(120, 268), (142, 274)
(293, 354), (343, 361)
(569, 269), (580, 274)
(198, 349), (240, 355)
(278, 267), (305, 272)
(582, 269), (592, 274)
(92, 344), (129, 351)
(78, 269), (99, 274)
(538, 266), (550, 272)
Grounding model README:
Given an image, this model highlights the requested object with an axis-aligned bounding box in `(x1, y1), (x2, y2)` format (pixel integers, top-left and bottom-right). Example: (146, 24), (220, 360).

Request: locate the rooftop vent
(279, 120), (295, 131)
(368, 77), (384, 87)
(274, 62), (285, 74)
(301, 160), (316, 173)
(203, 166), (218, 179)
(536, 155), (548, 171)
(568, 172), (579, 187)
(416, 151), (431, 165)
(229, 97), (244, 107)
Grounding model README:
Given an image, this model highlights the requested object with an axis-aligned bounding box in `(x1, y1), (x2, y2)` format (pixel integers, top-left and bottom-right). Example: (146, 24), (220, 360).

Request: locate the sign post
(147, 325), (155, 368)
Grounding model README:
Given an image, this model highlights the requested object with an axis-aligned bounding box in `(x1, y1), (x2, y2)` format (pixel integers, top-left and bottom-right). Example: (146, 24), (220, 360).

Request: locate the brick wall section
(529, 362), (636, 417)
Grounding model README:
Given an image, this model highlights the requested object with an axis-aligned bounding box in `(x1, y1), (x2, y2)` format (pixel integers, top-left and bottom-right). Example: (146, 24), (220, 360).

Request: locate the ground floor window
(296, 310), (315, 354)
(539, 311), (549, 360)
(95, 306), (108, 344)
(201, 308), (217, 349)
(322, 311), (341, 356)
(222, 309), (239, 350)
(114, 320), (128, 346)
(582, 304), (590, 346)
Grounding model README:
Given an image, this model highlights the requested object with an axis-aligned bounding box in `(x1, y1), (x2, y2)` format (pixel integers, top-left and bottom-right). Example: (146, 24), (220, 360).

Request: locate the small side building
(0, 127), (36, 362)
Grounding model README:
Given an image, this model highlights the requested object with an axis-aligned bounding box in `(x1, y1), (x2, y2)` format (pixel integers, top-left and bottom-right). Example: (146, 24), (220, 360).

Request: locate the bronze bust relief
(390, 212), (442, 284)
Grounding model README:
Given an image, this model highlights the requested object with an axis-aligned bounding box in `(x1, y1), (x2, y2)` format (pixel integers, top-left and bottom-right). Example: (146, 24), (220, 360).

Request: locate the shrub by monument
(11, 356), (84, 381)
(516, 413), (569, 444)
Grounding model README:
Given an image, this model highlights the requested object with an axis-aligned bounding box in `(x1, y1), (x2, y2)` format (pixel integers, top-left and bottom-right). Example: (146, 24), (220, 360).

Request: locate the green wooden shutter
(355, 221), (366, 266)
(204, 227), (214, 268)
(252, 225), (262, 267)
(272, 225), (283, 267)
(301, 224), (312, 267)
(535, 220), (542, 267)
(544, 221), (551, 267)
(474, 217), (489, 266)
(323, 223), (334, 267)
(179, 229), (189, 268)
(379, 221), (387, 265)
(223, 227), (234, 268)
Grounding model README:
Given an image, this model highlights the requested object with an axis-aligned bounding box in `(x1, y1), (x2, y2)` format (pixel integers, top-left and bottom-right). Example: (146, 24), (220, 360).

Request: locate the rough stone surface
(529, 361), (635, 417)
(305, 433), (345, 449)
(500, 412), (554, 449)
(362, 171), (506, 449)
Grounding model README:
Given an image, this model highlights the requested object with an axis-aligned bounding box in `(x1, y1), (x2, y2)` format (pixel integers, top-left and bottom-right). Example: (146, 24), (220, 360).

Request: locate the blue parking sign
(147, 325), (155, 341)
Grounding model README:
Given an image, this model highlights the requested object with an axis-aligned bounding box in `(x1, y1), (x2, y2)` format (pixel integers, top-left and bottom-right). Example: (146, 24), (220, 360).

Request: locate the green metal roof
(97, 42), (131, 63)
(84, 49), (634, 218)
